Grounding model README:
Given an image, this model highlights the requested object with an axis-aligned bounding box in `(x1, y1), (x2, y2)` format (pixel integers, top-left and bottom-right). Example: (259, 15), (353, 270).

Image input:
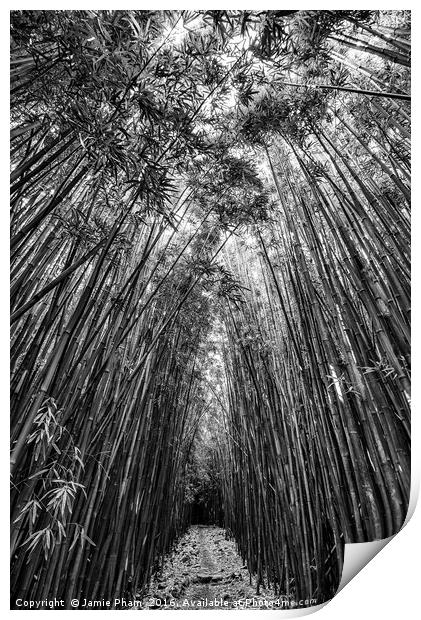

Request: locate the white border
(3, 3), (418, 618)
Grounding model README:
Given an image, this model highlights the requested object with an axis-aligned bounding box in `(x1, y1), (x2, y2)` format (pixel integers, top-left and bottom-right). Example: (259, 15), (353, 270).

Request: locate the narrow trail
(140, 525), (285, 610)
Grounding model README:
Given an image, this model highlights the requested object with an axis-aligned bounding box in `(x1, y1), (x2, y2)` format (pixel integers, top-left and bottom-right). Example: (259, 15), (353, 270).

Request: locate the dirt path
(139, 525), (283, 610)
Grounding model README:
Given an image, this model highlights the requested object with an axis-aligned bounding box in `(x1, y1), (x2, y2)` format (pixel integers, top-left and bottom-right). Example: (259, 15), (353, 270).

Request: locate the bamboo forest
(10, 9), (411, 611)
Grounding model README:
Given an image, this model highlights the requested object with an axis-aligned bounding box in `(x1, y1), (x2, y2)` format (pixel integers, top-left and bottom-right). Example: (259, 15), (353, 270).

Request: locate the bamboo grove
(10, 10), (410, 608)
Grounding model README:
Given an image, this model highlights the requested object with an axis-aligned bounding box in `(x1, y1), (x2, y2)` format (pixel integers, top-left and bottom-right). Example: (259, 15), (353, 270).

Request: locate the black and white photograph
(10, 8), (411, 612)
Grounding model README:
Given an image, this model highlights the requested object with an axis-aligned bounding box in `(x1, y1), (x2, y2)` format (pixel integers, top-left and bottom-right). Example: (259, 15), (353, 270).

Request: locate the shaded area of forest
(10, 10), (410, 609)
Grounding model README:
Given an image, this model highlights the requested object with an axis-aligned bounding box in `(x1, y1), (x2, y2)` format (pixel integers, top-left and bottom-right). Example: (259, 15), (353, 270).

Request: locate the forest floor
(138, 525), (285, 611)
